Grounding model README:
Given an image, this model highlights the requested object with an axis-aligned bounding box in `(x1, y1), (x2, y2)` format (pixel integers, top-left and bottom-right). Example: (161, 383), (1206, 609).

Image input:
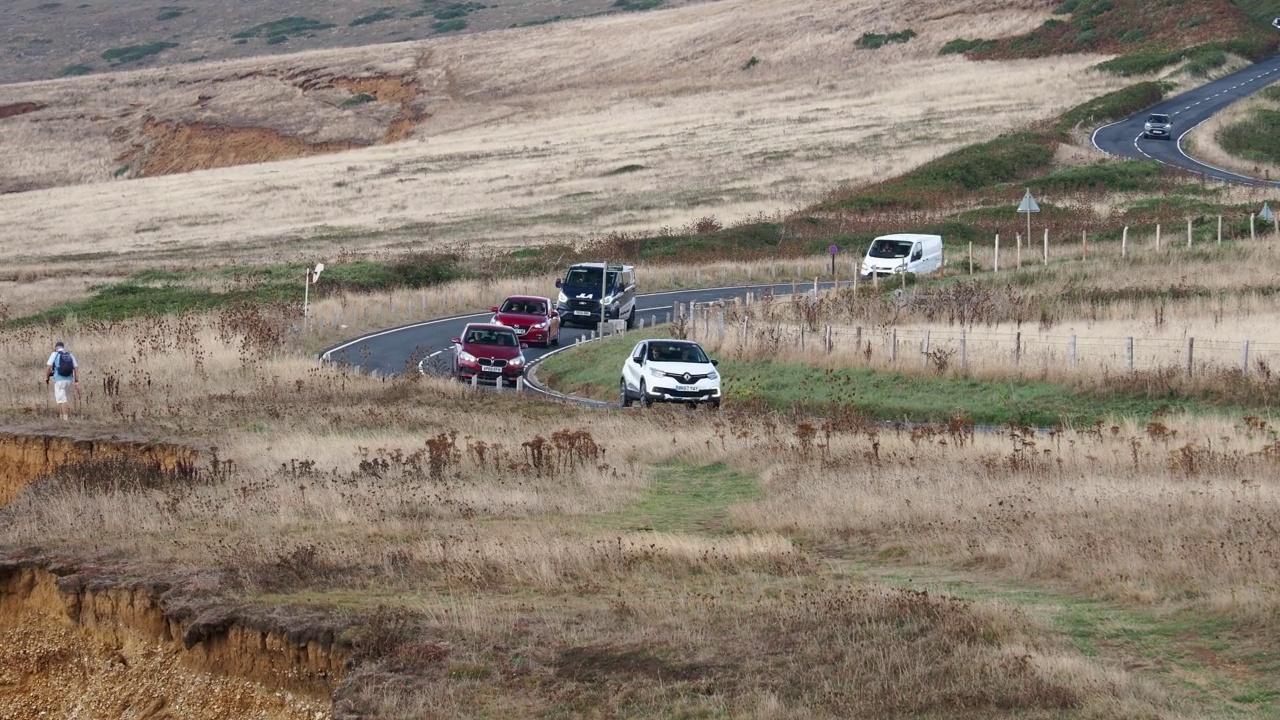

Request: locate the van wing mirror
(554, 278), (562, 288)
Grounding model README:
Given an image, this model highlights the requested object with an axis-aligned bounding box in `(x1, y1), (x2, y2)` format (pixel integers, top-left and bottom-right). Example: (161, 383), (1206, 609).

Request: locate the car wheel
(707, 400), (720, 411)
(639, 380), (653, 407)
(626, 306), (636, 329)
(620, 379), (632, 408)
(549, 331), (559, 347)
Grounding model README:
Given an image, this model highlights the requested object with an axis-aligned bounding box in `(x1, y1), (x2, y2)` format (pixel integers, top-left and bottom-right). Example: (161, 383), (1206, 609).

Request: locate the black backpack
(55, 350), (74, 377)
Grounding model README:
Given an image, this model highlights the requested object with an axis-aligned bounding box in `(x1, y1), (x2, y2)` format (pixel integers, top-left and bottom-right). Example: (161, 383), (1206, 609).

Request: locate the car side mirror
(711, 359), (718, 366)
(554, 278), (562, 288)
(490, 306), (499, 313)
(549, 310), (558, 318)
(520, 342), (529, 349)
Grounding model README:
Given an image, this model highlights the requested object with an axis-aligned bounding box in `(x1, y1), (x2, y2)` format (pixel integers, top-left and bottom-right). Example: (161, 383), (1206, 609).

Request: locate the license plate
(481, 365), (501, 373)
(677, 385), (697, 392)
(573, 310), (591, 316)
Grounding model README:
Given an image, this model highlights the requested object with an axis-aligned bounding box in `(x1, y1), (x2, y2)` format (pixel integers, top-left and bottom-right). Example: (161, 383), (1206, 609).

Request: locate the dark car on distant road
(451, 323), (527, 386)
(490, 295), (560, 347)
(555, 262), (637, 328)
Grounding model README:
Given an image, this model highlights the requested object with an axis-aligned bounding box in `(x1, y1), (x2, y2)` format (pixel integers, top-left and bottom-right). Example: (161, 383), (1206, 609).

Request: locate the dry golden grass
(0, 0), (1128, 268)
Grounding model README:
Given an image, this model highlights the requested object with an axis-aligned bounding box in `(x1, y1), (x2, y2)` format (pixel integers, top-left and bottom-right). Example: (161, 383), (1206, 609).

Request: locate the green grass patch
(341, 93), (376, 107)
(1054, 81), (1165, 134)
(1217, 107), (1280, 165)
(819, 130), (1056, 211)
(939, 38), (995, 55)
(536, 332), (1238, 425)
(1037, 160), (1165, 193)
(614, 0), (663, 10)
(855, 29), (916, 50)
(56, 63), (93, 77)
(432, 18), (466, 33)
(101, 42), (178, 65)
(611, 461), (762, 534)
(231, 17), (336, 41)
(350, 8), (395, 26)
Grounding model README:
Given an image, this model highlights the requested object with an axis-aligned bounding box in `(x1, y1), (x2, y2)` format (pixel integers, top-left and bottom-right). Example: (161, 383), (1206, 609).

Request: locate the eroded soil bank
(0, 434), (347, 717)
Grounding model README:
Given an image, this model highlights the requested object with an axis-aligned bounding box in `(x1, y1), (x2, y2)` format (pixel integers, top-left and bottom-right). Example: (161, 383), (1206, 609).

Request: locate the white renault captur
(620, 338), (721, 409)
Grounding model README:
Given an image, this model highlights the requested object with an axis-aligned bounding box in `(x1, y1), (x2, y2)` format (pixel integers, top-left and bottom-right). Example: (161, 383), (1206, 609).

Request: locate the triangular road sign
(1017, 188), (1040, 214)
(1261, 203), (1275, 223)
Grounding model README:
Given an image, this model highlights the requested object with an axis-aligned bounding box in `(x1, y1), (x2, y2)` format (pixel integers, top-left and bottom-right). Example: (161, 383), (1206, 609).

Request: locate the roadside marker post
(1016, 188), (1039, 264)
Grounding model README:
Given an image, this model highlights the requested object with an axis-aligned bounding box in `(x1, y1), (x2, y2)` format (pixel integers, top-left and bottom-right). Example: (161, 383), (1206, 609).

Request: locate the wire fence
(678, 301), (1280, 378)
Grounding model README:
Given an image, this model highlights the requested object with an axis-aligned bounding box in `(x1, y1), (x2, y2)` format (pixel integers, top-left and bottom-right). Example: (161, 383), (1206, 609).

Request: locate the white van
(860, 233), (944, 279)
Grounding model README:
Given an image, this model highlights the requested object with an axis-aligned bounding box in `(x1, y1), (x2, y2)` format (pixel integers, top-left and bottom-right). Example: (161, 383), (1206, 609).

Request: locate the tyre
(625, 305), (636, 329)
(549, 331), (560, 347)
(639, 380), (653, 407)
(620, 379), (632, 408)
(707, 400), (721, 411)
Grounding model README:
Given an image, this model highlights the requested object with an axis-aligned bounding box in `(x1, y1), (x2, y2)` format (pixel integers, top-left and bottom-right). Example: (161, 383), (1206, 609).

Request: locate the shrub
(350, 9), (395, 26)
(1218, 108), (1280, 165)
(855, 29), (916, 50)
(56, 63), (93, 77)
(614, 0), (663, 10)
(432, 18), (466, 32)
(939, 38), (995, 55)
(156, 6), (186, 21)
(101, 42), (178, 65)
(742, 55), (759, 70)
(341, 93), (376, 107)
(232, 17), (335, 41)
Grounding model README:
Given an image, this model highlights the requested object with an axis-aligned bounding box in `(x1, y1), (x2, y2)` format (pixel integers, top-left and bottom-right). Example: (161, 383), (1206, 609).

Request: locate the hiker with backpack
(45, 341), (79, 421)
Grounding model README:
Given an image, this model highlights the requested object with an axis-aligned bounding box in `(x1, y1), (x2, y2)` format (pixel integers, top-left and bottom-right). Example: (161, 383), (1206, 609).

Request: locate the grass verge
(536, 330), (1238, 425)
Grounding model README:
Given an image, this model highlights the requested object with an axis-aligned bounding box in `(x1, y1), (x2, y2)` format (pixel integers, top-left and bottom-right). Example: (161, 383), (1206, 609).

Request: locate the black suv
(555, 263), (637, 328)
(1143, 113), (1172, 141)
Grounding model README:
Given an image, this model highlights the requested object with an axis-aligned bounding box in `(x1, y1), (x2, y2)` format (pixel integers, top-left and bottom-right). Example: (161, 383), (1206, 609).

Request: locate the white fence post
(1242, 340), (1250, 374)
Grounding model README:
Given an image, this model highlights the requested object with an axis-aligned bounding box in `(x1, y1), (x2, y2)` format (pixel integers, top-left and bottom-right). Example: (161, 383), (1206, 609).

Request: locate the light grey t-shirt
(47, 350), (78, 381)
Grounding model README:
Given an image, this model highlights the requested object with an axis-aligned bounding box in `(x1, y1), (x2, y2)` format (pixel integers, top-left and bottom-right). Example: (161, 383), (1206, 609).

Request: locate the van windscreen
(868, 240), (913, 259)
(564, 268), (618, 287)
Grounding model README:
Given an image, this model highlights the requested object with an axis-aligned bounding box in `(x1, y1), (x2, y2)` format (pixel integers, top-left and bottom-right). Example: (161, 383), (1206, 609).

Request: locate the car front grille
(479, 358), (509, 368)
(661, 371), (711, 382)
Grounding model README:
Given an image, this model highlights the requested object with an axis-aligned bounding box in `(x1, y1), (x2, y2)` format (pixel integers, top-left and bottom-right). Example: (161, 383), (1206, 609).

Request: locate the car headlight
(491, 317), (504, 325)
(707, 370), (719, 380)
(647, 366), (665, 378)
(508, 356), (525, 366)
(533, 321), (548, 329)
(557, 291), (567, 304)
(1144, 123), (1152, 130)
(458, 350), (477, 363)
(601, 295), (614, 306)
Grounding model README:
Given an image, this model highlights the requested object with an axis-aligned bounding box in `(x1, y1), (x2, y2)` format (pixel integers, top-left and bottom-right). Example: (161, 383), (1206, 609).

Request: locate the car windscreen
(502, 299), (545, 315)
(868, 240), (913, 259)
(465, 329), (517, 346)
(647, 342), (708, 364)
(564, 268), (618, 288)
(1148, 114), (1169, 123)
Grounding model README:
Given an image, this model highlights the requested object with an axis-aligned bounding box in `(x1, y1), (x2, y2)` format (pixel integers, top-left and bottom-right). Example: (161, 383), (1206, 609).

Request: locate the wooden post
(1016, 233), (1022, 269)
(1187, 218), (1193, 248)
(891, 327), (897, 362)
(1251, 213), (1256, 242)
(1014, 331), (1022, 366)
(968, 241), (973, 274)
(1043, 228), (1049, 266)
(1156, 223), (1161, 250)
(1126, 337), (1134, 371)
(1070, 334), (1077, 367)
(901, 268), (907, 291)
(1186, 337), (1194, 377)
(960, 328), (968, 371)
(1242, 340), (1250, 374)
(994, 233), (1000, 272)
(1122, 226), (1128, 257)
(922, 330), (931, 367)
(1218, 215), (1223, 244)
(1082, 229), (1087, 260)
(825, 324), (832, 354)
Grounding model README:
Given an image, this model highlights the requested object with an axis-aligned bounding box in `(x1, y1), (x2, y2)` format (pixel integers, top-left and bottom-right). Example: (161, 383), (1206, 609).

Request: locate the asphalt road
(321, 280), (838, 377)
(1092, 54), (1280, 186)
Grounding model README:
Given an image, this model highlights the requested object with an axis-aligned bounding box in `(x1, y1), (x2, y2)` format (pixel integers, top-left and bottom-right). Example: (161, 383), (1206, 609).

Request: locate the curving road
(320, 281), (837, 378)
(1092, 54), (1280, 186)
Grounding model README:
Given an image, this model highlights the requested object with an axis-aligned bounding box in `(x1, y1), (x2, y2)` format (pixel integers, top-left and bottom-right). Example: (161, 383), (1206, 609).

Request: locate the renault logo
(682, 372), (691, 383)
